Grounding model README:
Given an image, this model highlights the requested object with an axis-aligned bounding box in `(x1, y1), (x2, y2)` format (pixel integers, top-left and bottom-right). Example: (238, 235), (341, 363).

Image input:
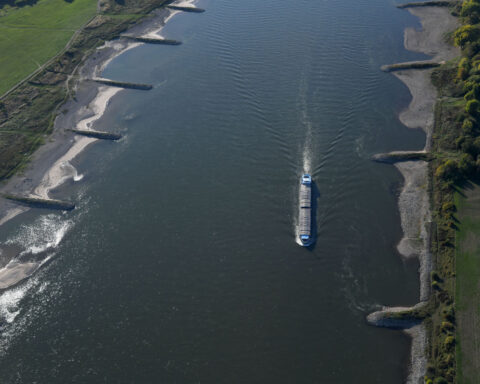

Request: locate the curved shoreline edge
(0, 1), (197, 290)
(369, 5), (459, 384)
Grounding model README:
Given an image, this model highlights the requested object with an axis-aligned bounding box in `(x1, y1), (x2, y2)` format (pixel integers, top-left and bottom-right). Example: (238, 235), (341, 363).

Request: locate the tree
(461, 0), (480, 24)
(454, 25), (480, 48)
(462, 118), (475, 134)
(435, 159), (461, 182)
(464, 83), (480, 100)
(458, 57), (471, 80)
(466, 99), (480, 116)
(459, 153), (476, 175)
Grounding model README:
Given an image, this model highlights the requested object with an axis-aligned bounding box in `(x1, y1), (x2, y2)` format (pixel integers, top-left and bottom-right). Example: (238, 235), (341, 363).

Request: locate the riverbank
(0, 1), (195, 289)
(370, 3), (459, 383)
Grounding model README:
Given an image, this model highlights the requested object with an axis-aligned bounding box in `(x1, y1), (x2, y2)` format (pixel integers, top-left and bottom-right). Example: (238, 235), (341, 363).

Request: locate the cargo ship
(298, 174), (313, 246)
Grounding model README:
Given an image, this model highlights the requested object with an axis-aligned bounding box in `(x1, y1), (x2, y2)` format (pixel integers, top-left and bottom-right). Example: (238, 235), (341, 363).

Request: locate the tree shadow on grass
(0, 0), (76, 11)
(0, 0), (39, 11)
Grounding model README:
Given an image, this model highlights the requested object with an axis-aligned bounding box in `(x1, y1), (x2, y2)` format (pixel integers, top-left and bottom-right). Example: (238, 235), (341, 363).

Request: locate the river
(0, 0), (431, 381)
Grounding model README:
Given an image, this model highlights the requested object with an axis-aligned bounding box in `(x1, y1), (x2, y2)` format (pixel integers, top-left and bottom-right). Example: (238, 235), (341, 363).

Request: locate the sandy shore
(33, 86), (121, 199)
(393, 7), (459, 151)
(0, 6), (175, 216)
(372, 5), (459, 384)
(0, 3), (193, 290)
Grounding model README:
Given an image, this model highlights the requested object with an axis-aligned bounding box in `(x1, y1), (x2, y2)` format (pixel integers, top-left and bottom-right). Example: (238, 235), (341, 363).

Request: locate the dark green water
(0, 0), (431, 382)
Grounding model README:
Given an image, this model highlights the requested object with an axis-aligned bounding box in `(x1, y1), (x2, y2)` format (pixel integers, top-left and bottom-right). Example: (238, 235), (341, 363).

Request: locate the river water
(0, 0), (430, 382)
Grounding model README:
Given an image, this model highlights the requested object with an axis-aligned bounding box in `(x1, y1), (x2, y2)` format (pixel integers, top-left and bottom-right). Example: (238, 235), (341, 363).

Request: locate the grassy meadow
(455, 185), (480, 383)
(0, 0), (97, 95)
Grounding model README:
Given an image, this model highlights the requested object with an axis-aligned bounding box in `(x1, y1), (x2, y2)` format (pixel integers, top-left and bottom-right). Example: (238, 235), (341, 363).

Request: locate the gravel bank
(371, 5), (459, 383)
(395, 160), (431, 302)
(394, 7), (458, 382)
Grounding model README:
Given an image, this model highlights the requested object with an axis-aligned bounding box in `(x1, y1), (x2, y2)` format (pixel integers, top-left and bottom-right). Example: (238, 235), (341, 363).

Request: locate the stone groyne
(372, 150), (430, 163)
(381, 60), (441, 72)
(2, 194), (75, 211)
(368, 3), (459, 383)
(166, 5), (205, 12)
(91, 78), (153, 90)
(70, 129), (122, 140)
(121, 35), (182, 45)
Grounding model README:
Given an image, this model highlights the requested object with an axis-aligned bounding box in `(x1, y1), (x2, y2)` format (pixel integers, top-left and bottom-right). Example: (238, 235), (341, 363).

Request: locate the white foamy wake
(0, 281), (35, 323)
(6, 214), (73, 257)
(0, 276), (50, 355)
(0, 214), (72, 292)
(302, 145), (312, 175)
(0, 277), (48, 324)
(294, 75), (315, 244)
(299, 77), (314, 175)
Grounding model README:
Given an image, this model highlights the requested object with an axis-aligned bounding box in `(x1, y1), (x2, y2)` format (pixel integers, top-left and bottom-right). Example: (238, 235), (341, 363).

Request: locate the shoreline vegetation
(0, 0), (173, 182)
(397, 1), (457, 8)
(0, 0), (202, 288)
(368, 1), (462, 383)
(0, 0), (478, 382)
(372, 0), (480, 382)
(430, 0), (480, 381)
(369, 0), (461, 375)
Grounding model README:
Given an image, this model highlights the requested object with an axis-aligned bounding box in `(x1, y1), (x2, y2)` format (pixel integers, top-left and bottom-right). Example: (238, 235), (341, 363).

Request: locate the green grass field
(0, 0), (97, 95)
(455, 185), (480, 384)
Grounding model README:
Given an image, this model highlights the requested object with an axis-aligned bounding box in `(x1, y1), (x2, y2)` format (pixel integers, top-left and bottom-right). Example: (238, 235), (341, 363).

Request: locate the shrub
(461, 136), (475, 154)
(441, 321), (454, 331)
(466, 99), (480, 116)
(454, 25), (480, 48)
(459, 153), (476, 175)
(434, 377), (448, 384)
(465, 83), (480, 99)
(441, 202), (455, 213)
(464, 41), (480, 58)
(444, 353), (455, 365)
(456, 135), (466, 149)
(435, 159), (460, 182)
(462, 118), (475, 134)
(444, 335), (455, 349)
(446, 367), (455, 381)
(461, 0), (480, 24)
(442, 305), (455, 322)
(466, 75), (480, 88)
(458, 57), (471, 80)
